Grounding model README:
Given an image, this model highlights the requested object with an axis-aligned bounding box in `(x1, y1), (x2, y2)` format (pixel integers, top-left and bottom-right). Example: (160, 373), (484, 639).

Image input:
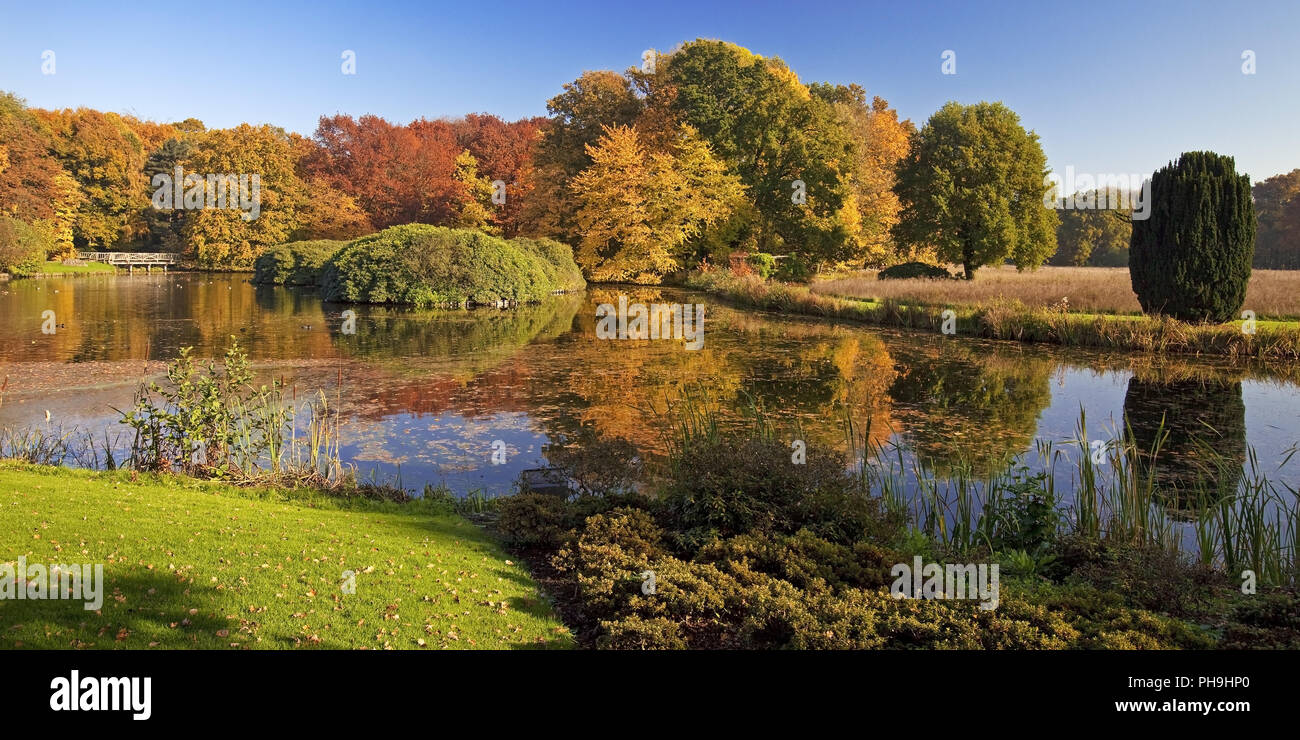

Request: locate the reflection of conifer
(1122, 377), (1246, 519)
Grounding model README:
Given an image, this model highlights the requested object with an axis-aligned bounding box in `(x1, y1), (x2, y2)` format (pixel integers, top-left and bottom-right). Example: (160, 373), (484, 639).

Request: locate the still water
(1, 273), (1298, 502)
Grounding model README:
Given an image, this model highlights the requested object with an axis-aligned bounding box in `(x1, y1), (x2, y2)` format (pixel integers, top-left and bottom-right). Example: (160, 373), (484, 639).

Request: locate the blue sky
(1, 0), (1297, 182)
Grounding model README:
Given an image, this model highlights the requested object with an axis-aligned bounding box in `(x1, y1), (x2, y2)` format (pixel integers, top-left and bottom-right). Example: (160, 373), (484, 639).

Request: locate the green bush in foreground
(252, 239), (350, 285)
(877, 261), (952, 280)
(320, 224), (585, 306)
(1130, 151), (1255, 322)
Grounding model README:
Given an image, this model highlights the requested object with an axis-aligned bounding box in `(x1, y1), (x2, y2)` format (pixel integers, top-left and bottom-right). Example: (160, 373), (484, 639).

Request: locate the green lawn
(38, 261), (116, 274)
(0, 463), (572, 649)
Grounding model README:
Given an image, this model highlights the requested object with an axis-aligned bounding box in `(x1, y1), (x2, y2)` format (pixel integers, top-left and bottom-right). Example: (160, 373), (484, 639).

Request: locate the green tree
(1049, 190), (1133, 267)
(143, 137), (193, 251)
(893, 101), (1058, 279)
(1129, 151), (1254, 322)
(664, 40), (854, 265)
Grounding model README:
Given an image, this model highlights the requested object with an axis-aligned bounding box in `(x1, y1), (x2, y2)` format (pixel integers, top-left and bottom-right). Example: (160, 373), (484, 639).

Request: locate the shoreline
(686, 272), (1300, 362)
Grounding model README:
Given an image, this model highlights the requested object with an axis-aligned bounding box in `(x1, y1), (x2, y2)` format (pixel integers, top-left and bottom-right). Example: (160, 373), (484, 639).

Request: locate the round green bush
(320, 224), (586, 306)
(1129, 151), (1255, 322)
(252, 239), (350, 286)
(0, 216), (51, 277)
(877, 262), (952, 280)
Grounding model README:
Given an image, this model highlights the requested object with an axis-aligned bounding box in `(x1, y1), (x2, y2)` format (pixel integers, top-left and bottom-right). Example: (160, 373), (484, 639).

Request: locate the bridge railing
(77, 252), (180, 265)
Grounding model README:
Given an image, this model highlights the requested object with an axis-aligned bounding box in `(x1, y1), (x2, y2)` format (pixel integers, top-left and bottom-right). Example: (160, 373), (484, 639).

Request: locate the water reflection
(0, 273), (1297, 501)
(1123, 376), (1248, 519)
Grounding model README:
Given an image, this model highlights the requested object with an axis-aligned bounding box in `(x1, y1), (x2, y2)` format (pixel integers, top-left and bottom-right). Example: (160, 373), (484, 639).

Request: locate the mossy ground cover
(0, 463), (572, 650)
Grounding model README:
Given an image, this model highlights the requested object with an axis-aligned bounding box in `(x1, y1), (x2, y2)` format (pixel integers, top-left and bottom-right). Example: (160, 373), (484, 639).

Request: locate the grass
(37, 261), (116, 275)
(0, 462), (573, 649)
(690, 270), (1300, 360)
(814, 265), (1300, 321)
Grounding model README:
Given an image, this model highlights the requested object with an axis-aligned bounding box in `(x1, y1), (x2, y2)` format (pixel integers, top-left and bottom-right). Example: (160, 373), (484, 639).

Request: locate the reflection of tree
(332, 294), (582, 380)
(887, 344), (1054, 477)
(529, 292), (898, 466)
(1122, 376), (1246, 517)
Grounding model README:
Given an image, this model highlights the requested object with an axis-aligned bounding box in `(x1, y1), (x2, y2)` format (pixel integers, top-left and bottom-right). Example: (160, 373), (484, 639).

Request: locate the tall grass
(814, 265), (1300, 320)
(661, 388), (1299, 587)
(112, 341), (352, 488)
(689, 270), (1300, 360)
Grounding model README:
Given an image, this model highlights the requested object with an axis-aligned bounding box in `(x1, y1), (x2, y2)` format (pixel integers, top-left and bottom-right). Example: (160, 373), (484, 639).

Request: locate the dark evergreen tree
(1129, 151), (1255, 322)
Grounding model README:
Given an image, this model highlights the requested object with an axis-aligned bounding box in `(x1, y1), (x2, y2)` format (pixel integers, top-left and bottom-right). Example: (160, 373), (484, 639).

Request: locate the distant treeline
(2, 38), (1297, 278)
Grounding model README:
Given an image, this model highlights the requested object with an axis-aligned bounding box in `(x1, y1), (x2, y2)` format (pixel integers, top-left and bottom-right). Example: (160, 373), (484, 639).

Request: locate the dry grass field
(812, 265), (1300, 319)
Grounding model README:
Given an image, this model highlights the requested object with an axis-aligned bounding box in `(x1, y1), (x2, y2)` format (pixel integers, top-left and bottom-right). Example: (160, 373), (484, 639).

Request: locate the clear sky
(1, 0), (1297, 182)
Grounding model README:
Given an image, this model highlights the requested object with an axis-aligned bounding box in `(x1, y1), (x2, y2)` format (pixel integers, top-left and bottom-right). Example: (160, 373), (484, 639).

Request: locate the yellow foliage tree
(572, 125), (743, 283)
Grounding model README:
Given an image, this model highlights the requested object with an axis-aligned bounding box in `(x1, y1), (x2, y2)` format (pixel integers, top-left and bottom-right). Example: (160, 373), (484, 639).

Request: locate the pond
(2, 273), (1298, 512)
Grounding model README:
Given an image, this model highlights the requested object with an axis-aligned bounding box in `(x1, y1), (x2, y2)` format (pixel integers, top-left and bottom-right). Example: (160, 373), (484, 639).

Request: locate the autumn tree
(452, 113), (545, 236)
(1252, 169), (1300, 269)
(290, 178), (373, 241)
(893, 101), (1058, 279)
(452, 149), (497, 233)
(527, 71), (644, 244)
(811, 83), (914, 266)
(663, 40), (854, 265)
(304, 114), (463, 230)
(0, 92), (62, 226)
(38, 108), (150, 249)
(181, 124), (304, 268)
(571, 124), (743, 283)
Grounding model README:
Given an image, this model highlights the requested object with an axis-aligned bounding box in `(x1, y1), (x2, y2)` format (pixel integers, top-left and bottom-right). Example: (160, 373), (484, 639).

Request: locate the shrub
(252, 239), (349, 285)
(1130, 151), (1255, 322)
(746, 252), (776, 280)
(320, 224), (585, 306)
(877, 261), (953, 280)
(774, 254), (812, 283)
(658, 436), (899, 546)
(495, 492), (573, 549)
(551, 508), (667, 616)
(0, 216), (51, 277)
(695, 530), (899, 593)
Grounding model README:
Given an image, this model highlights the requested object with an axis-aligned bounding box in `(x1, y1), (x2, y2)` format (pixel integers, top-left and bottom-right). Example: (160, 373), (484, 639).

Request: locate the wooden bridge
(77, 252), (181, 273)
